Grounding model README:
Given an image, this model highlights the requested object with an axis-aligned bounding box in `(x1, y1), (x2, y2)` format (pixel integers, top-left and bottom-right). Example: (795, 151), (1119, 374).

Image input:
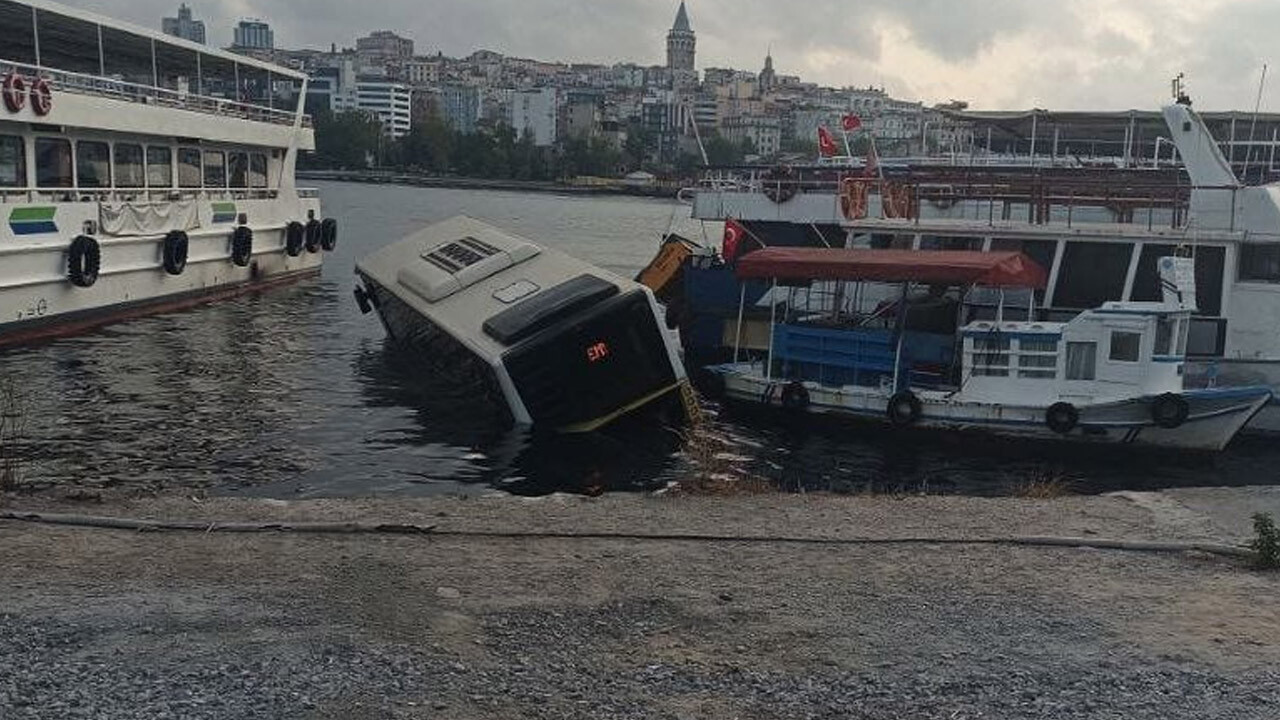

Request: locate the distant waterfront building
(666, 2), (696, 73)
(233, 19), (274, 50)
(723, 114), (781, 157)
(162, 3), (205, 44)
(354, 79), (413, 139)
(357, 31), (414, 61)
(511, 88), (558, 146)
(440, 85), (482, 134)
(562, 92), (604, 140)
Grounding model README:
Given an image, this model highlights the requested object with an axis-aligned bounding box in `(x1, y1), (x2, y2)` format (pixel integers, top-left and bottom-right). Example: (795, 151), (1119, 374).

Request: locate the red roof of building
(734, 248), (1048, 288)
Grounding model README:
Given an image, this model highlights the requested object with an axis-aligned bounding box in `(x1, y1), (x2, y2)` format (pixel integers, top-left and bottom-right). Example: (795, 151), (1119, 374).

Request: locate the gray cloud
(53, 0), (1280, 110)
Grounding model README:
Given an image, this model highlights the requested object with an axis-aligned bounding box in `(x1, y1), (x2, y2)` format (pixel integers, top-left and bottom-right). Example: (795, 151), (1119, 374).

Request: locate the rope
(0, 510), (1253, 560)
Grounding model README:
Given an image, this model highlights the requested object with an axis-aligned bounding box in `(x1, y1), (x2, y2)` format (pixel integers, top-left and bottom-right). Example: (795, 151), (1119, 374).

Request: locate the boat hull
(712, 364), (1270, 453)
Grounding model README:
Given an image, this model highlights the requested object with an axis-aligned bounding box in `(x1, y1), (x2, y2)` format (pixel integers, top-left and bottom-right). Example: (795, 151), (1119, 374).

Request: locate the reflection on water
(1, 181), (1277, 498)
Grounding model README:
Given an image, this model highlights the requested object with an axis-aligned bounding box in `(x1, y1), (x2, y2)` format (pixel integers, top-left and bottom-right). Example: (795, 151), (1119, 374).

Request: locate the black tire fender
(304, 219), (322, 253)
(887, 390), (922, 426)
(780, 381), (810, 411)
(230, 226), (254, 267)
(161, 230), (189, 276)
(1045, 402), (1079, 434)
(67, 235), (101, 288)
(284, 221), (305, 257)
(320, 217), (339, 252)
(1151, 393), (1190, 429)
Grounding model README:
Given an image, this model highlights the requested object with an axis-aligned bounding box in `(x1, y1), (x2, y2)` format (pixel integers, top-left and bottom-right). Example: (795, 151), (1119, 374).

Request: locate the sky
(57, 0), (1280, 112)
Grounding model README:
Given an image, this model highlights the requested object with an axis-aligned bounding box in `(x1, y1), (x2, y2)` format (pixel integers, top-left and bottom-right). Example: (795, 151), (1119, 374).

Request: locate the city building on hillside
(404, 59), (442, 86)
(357, 30), (414, 61)
(161, 3), (205, 44)
(723, 114), (781, 157)
(353, 79), (412, 139)
(759, 53), (776, 95)
(440, 85), (482, 134)
(563, 92), (604, 140)
(511, 88), (558, 146)
(233, 19), (273, 50)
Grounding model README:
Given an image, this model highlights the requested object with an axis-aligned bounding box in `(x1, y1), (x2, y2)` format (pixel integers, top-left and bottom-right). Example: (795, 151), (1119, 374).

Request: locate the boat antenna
(1243, 64), (1268, 183)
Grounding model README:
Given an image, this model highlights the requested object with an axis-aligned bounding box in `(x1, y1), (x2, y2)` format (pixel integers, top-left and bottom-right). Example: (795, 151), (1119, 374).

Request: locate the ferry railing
(0, 186), (302, 205)
(0, 60), (311, 129)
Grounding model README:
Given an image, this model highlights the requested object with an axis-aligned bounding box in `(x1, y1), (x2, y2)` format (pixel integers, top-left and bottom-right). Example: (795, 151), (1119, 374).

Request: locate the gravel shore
(1, 491), (1278, 719)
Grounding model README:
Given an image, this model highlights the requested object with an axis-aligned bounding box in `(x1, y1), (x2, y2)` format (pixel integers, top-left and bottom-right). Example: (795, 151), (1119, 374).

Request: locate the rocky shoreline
(1, 490), (1278, 719)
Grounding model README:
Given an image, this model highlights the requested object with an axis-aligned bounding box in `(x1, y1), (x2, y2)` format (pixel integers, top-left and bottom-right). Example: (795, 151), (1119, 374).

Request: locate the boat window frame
(146, 146), (173, 189)
(35, 137), (74, 189)
(113, 142), (145, 189)
(248, 152), (268, 188)
(1108, 331), (1142, 363)
(177, 147), (202, 189)
(1065, 341), (1097, 381)
(75, 140), (112, 190)
(228, 151), (249, 189)
(202, 150), (227, 189)
(0, 134), (25, 188)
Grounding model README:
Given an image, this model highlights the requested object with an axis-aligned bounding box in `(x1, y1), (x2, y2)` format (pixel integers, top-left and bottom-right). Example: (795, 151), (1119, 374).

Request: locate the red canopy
(735, 248), (1048, 288)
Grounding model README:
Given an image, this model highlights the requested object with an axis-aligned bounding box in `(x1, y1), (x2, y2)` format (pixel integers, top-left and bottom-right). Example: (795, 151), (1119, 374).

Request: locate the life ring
(780, 382), (810, 411)
(839, 176), (870, 220)
(1151, 393), (1190, 429)
(67, 235), (101, 288)
(304, 219), (322, 253)
(887, 391), (922, 426)
(29, 77), (51, 116)
(230, 226), (254, 267)
(762, 166), (798, 204)
(320, 217), (339, 251)
(2, 73), (27, 113)
(284, 221), (305, 257)
(1045, 402), (1079, 434)
(161, 230), (189, 275)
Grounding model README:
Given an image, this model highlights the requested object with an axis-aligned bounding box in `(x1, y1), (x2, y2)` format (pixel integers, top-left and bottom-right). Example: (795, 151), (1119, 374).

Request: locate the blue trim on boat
(10, 221), (57, 235)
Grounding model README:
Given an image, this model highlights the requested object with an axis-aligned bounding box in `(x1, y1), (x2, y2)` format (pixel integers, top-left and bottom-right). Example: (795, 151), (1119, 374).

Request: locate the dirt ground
(1, 491), (1279, 719)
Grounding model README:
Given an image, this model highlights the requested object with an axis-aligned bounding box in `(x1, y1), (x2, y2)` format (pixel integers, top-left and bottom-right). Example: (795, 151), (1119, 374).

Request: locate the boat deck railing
(0, 59), (310, 129)
(0, 186), (318, 205)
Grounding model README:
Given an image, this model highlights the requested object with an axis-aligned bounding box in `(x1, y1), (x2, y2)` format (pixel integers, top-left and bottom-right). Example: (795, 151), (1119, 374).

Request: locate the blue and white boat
(707, 248), (1269, 452)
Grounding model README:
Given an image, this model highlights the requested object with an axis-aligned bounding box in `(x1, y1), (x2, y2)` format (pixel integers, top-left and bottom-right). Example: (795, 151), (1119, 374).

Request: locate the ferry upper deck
(0, 1), (312, 148)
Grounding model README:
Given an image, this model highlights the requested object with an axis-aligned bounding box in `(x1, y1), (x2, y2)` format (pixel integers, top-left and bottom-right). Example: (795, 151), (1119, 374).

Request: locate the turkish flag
(817, 126), (838, 157)
(723, 218), (747, 262)
(841, 113), (862, 132)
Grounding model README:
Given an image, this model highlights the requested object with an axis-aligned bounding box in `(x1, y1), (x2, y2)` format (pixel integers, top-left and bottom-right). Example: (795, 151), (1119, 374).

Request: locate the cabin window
(971, 337), (1011, 377)
(177, 148), (202, 188)
(200, 54), (237, 100)
(147, 147), (173, 188)
(156, 43), (200, 94)
(1054, 242), (1132, 309)
(1239, 244), (1280, 284)
(75, 142), (111, 189)
(1155, 318), (1176, 356)
(114, 144), (145, 188)
(0, 136), (23, 188)
(203, 151), (226, 188)
(34, 9), (100, 75)
(228, 153), (249, 188)
(101, 27), (156, 87)
(921, 236), (981, 251)
(1131, 245), (1225, 316)
(249, 154), (268, 188)
(0, 1), (37, 65)
(239, 66), (271, 107)
(1187, 318), (1227, 357)
(1108, 331), (1141, 362)
(35, 138), (73, 188)
(1016, 338), (1058, 380)
(1065, 342), (1097, 380)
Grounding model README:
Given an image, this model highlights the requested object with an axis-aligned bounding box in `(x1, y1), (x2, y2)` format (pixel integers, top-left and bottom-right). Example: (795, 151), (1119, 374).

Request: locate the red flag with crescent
(841, 113), (862, 132)
(817, 126), (838, 157)
(723, 218), (747, 262)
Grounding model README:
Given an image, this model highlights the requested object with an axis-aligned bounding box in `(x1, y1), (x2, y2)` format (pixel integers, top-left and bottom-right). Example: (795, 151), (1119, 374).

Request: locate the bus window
(178, 148), (201, 188)
(114, 144), (144, 188)
(35, 138), (73, 188)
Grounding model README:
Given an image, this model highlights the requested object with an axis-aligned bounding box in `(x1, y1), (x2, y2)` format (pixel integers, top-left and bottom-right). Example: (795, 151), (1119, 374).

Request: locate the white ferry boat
(355, 216), (689, 433)
(708, 249), (1269, 452)
(0, 0), (334, 347)
(672, 96), (1280, 431)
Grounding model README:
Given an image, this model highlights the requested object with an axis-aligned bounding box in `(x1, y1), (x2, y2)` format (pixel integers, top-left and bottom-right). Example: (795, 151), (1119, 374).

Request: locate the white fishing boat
(670, 94), (1280, 432)
(0, 0), (334, 347)
(707, 247), (1269, 452)
(354, 216), (689, 433)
